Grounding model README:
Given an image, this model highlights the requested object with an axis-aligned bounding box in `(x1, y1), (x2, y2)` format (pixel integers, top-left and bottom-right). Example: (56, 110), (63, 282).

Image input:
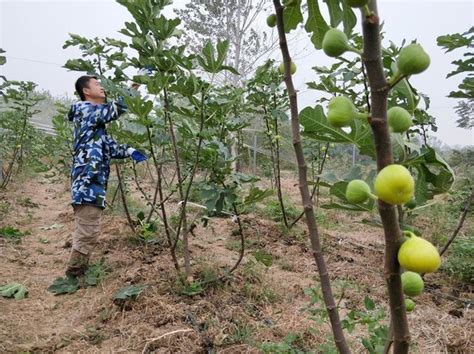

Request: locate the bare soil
(0, 174), (472, 353)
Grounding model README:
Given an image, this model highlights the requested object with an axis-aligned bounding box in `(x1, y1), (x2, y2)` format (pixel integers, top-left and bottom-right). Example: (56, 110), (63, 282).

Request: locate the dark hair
(75, 75), (97, 101)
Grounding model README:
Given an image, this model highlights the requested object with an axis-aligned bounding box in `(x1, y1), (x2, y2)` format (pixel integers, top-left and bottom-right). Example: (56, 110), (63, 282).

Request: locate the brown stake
(272, 1), (350, 352)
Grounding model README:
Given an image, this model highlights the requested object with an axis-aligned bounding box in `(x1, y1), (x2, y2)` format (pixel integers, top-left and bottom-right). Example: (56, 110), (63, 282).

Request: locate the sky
(0, 0), (473, 147)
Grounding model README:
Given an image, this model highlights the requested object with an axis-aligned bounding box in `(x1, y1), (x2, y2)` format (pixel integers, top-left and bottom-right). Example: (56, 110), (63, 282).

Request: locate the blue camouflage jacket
(67, 100), (131, 209)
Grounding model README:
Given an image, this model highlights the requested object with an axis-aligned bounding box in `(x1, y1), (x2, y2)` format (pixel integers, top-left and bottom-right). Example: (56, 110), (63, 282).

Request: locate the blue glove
(138, 66), (154, 76)
(117, 95), (128, 110)
(131, 150), (147, 163)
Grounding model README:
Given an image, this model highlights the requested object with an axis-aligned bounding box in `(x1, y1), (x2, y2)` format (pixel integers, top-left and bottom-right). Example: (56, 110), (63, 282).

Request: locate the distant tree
(454, 100), (474, 129)
(175, 0), (279, 86)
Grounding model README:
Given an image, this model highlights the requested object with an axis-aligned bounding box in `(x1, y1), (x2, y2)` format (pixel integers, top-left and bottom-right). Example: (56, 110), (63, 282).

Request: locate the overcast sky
(0, 0), (472, 147)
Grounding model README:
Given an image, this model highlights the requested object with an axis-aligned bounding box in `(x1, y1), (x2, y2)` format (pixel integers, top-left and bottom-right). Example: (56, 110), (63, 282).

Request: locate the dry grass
(0, 174), (472, 353)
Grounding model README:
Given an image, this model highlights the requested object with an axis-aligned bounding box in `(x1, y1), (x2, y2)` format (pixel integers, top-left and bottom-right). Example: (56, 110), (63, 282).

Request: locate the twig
(383, 323), (393, 354)
(439, 187), (473, 257)
(115, 163), (135, 234)
(141, 328), (193, 354)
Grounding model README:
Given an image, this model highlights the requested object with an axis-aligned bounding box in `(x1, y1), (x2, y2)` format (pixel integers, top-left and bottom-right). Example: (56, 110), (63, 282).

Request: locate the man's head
(75, 76), (105, 103)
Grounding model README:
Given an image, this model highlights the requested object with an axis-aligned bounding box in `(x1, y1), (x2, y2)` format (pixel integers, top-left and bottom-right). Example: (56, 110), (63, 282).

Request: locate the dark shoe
(65, 249), (89, 278)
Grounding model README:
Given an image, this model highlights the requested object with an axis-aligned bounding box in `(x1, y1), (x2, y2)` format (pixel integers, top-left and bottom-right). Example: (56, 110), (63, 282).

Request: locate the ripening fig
(388, 106), (413, 133)
(401, 271), (424, 297)
(327, 96), (357, 127)
(279, 61), (297, 75)
(397, 43), (431, 76)
(374, 164), (414, 205)
(346, 0), (369, 7)
(322, 29), (350, 57)
(267, 14), (276, 28)
(398, 231), (441, 273)
(346, 180), (373, 204)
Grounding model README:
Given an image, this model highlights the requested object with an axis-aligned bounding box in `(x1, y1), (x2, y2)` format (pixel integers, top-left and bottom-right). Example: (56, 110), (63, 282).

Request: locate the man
(66, 75), (147, 278)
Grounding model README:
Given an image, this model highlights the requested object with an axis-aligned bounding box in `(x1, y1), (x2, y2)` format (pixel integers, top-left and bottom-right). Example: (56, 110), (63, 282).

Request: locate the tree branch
(273, 1), (350, 352)
(439, 187), (473, 257)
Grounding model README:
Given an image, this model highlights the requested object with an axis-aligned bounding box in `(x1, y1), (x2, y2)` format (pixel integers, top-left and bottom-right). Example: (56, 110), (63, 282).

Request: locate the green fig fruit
(405, 298), (415, 312)
(346, 180), (372, 204)
(322, 28), (350, 57)
(398, 232), (441, 273)
(327, 96), (357, 127)
(279, 61), (297, 75)
(401, 271), (424, 297)
(397, 43), (430, 76)
(374, 164), (414, 205)
(405, 198), (417, 209)
(267, 14), (277, 28)
(388, 106), (413, 133)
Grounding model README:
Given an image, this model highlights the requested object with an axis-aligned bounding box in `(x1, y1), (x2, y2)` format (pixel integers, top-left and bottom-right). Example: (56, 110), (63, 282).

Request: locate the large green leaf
(300, 105), (375, 157)
(404, 147), (455, 202)
(305, 1), (330, 49)
(63, 59), (96, 74)
(243, 187), (274, 205)
(341, 1), (357, 36)
(114, 285), (147, 300)
(283, 1), (304, 33)
(324, 0), (342, 28)
(0, 283), (28, 299)
(197, 40), (239, 74)
(47, 276), (79, 295)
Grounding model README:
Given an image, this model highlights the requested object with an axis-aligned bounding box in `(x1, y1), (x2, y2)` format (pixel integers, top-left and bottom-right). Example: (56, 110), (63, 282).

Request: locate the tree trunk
(273, 1), (350, 352)
(361, 3), (410, 352)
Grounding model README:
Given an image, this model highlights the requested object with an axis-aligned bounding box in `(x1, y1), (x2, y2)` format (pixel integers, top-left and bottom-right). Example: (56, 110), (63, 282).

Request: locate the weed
(242, 259), (265, 284)
(304, 281), (388, 354)
(16, 196), (39, 208)
(260, 333), (308, 353)
(0, 226), (28, 243)
(242, 282), (279, 305)
(225, 321), (254, 345)
(265, 199), (300, 223)
(278, 258), (296, 272)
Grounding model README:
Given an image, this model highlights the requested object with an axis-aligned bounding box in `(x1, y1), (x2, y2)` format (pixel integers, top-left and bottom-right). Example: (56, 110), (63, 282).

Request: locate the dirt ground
(0, 173), (472, 353)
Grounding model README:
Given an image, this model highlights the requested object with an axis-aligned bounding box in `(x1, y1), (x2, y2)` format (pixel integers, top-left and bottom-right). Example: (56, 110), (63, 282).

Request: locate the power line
(4, 55), (64, 67)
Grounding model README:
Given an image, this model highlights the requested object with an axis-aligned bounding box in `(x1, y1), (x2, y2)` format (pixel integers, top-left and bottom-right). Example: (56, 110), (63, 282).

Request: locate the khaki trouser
(72, 204), (103, 256)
